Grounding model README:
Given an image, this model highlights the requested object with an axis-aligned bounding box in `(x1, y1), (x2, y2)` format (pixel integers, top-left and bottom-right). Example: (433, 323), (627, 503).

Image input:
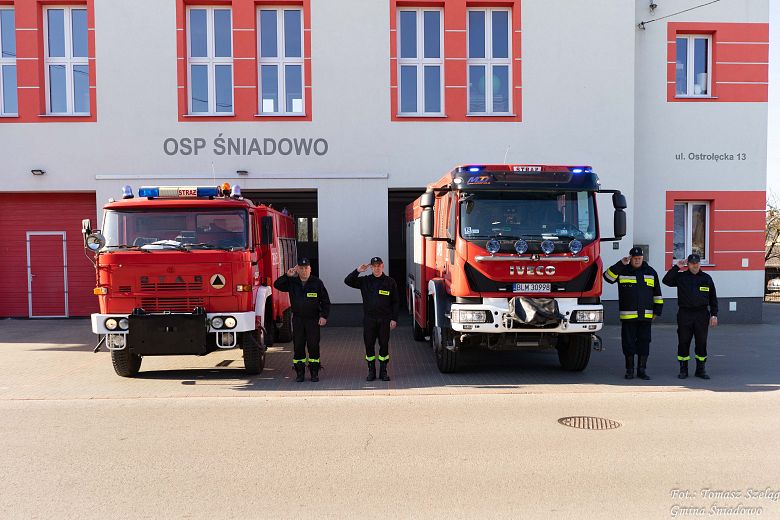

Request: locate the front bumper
(449, 298), (602, 334)
(91, 311), (256, 334)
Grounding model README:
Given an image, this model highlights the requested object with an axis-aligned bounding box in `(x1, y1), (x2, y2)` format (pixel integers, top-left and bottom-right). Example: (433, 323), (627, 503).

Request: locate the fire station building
(0, 0), (769, 322)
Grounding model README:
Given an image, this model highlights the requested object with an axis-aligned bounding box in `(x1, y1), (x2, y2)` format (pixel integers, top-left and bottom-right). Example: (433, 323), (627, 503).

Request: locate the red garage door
(0, 193), (98, 318)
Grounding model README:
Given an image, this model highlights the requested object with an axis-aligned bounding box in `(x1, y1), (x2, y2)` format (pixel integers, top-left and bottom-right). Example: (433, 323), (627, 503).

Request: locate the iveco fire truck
(405, 165), (627, 373)
(83, 183), (296, 377)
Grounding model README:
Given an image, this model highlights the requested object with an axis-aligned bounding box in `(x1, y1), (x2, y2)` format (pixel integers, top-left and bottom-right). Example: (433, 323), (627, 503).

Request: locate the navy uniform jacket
(273, 274), (331, 320)
(603, 260), (663, 321)
(662, 266), (718, 317)
(344, 270), (400, 321)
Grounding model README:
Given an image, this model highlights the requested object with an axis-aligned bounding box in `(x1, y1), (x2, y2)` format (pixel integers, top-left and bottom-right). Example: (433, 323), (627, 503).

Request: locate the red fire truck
(405, 165), (627, 373)
(82, 183), (296, 377)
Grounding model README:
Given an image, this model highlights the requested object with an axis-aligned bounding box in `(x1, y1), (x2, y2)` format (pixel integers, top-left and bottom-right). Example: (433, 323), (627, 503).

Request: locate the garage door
(0, 193), (98, 318)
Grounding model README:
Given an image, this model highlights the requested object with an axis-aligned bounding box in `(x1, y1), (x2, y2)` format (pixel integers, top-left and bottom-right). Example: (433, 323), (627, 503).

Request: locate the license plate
(513, 283), (551, 293)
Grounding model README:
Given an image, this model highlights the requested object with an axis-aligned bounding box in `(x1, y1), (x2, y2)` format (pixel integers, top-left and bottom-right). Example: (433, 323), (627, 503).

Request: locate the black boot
(678, 360), (688, 379)
(695, 360), (710, 379)
(379, 361), (390, 381)
(624, 355), (635, 379)
(366, 361), (376, 381)
(309, 361), (320, 382)
(636, 355), (651, 380)
(294, 363), (305, 383)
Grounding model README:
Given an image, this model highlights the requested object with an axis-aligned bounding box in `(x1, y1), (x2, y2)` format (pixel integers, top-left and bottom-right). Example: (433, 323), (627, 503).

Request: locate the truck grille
(140, 297), (205, 313)
(140, 281), (204, 292)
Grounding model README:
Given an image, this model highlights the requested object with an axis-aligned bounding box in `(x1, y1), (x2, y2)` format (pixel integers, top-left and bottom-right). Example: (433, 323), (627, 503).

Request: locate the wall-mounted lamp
(31, 169), (45, 176)
(649, 2), (658, 12)
(236, 170), (249, 176)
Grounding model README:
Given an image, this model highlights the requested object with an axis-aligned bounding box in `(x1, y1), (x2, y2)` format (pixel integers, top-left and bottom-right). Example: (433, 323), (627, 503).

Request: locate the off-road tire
(275, 308), (293, 343)
(433, 326), (458, 373)
(243, 331), (266, 374)
(111, 348), (142, 377)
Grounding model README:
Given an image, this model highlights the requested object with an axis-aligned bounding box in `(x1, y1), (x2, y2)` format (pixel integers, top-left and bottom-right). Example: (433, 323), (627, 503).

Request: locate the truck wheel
(432, 326), (458, 373)
(557, 333), (591, 371)
(275, 308), (293, 343)
(111, 348), (142, 377)
(263, 305), (275, 348)
(412, 318), (427, 342)
(243, 331), (265, 375)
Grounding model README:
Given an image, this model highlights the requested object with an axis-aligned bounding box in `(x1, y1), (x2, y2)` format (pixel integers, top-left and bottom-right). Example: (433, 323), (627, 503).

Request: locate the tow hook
(592, 334), (605, 352)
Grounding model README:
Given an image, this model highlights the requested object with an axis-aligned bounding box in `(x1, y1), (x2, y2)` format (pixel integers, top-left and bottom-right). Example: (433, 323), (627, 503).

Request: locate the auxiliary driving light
(105, 318), (118, 331)
(211, 317), (225, 329)
(569, 239), (583, 255)
(514, 239), (528, 255)
(541, 240), (555, 255)
(486, 238), (501, 255)
(223, 316), (237, 329)
(118, 318), (129, 330)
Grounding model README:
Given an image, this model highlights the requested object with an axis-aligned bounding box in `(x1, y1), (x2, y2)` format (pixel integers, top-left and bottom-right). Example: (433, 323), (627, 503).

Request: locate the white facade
(0, 0), (768, 316)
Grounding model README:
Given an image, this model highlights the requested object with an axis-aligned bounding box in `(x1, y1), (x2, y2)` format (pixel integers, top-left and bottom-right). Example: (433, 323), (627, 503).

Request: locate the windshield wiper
(104, 244), (150, 253)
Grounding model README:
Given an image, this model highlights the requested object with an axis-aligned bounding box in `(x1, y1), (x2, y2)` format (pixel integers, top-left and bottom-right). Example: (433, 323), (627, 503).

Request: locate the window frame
(186, 6), (234, 116)
(0, 7), (17, 116)
(673, 201), (711, 263)
(675, 34), (713, 98)
(43, 6), (90, 116)
(257, 6), (305, 117)
(467, 7), (513, 116)
(396, 7), (444, 117)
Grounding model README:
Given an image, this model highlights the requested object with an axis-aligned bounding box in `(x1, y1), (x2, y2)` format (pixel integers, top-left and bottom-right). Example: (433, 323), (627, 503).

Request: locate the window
(187, 7), (233, 115)
(673, 202), (709, 262)
(397, 8), (443, 116)
(0, 8), (16, 116)
(296, 217), (318, 242)
(258, 8), (304, 115)
(467, 8), (511, 115)
(44, 7), (89, 115)
(676, 35), (711, 97)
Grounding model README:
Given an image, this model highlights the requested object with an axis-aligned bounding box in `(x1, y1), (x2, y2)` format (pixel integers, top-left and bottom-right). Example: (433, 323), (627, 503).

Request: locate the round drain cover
(558, 416), (621, 430)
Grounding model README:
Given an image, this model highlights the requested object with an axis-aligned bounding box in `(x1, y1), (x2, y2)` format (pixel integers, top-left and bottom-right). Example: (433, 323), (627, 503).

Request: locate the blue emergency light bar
(137, 186), (221, 198)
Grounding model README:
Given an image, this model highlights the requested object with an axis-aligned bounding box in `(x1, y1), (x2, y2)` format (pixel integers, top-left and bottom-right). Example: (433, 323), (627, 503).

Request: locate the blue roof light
(121, 185), (134, 199)
(571, 168), (584, 174)
(196, 186), (219, 197)
(138, 187), (159, 198)
(468, 166), (483, 173)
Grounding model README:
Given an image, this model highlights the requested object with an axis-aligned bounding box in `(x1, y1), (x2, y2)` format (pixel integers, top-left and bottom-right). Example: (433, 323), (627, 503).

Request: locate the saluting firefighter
(273, 258), (331, 382)
(345, 257), (400, 382)
(662, 254), (718, 380)
(603, 246), (663, 380)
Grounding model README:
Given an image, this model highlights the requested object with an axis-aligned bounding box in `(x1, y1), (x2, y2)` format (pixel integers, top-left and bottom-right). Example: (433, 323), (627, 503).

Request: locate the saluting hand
(621, 256), (630, 265)
(286, 268), (297, 277)
(318, 317), (327, 327)
(390, 320), (397, 330)
(710, 316), (718, 328)
(676, 260), (686, 270)
(357, 263), (369, 273)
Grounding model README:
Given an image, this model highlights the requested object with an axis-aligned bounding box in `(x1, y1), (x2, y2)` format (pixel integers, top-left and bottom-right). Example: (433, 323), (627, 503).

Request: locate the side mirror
(612, 193), (627, 210)
(614, 209), (626, 239)
(420, 190), (435, 208)
(421, 208), (434, 237)
(85, 232), (106, 252)
(260, 216), (274, 245)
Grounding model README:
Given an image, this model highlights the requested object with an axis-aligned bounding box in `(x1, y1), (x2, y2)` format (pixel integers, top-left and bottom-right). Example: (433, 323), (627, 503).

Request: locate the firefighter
(344, 257), (400, 382)
(603, 246), (663, 380)
(662, 254), (718, 379)
(273, 258), (331, 382)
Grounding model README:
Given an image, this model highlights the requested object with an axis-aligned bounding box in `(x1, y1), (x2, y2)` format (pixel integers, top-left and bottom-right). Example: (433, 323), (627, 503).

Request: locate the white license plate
(513, 283), (551, 293)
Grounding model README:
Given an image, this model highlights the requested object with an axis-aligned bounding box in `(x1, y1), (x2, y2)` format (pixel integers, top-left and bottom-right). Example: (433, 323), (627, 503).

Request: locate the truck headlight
(105, 318), (118, 330)
(118, 318), (129, 330)
(211, 317), (225, 329)
(572, 310), (603, 323)
(452, 310), (488, 323)
(223, 316), (237, 329)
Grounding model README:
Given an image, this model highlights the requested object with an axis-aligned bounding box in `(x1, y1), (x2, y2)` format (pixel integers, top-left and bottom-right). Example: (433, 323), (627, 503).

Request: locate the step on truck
(83, 183), (297, 377)
(405, 165), (627, 373)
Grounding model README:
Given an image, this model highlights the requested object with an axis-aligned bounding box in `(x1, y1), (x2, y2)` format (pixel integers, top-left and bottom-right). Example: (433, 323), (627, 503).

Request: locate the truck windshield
(101, 209), (249, 251)
(460, 191), (596, 241)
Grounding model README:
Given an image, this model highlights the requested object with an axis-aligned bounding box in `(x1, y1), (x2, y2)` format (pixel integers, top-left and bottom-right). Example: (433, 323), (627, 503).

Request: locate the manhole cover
(558, 416), (621, 430)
